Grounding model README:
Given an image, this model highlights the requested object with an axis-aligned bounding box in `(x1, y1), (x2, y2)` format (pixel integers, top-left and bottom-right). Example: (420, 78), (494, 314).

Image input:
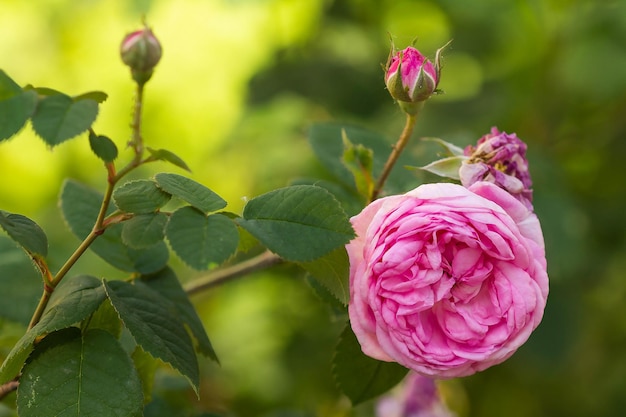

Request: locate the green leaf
(113, 179), (171, 214)
(299, 247), (350, 305)
(333, 324), (409, 405)
(88, 131), (118, 162)
(0, 211), (48, 256)
(309, 123), (416, 196)
(0, 90), (37, 142)
(0, 70), (22, 99)
(0, 275), (105, 385)
(155, 173), (226, 213)
(73, 91), (108, 103)
(415, 155), (466, 180)
(341, 129), (374, 200)
(421, 137), (466, 156)
(60, 179), (169, 273)
(121, 213), (168, 249)
(104, 280), (200, 394)
(31, 94), (99, 146)
(140, 267), (218, 361)
(132, 345), (159, 405)
(0, 237), (41, 325)
(166, 208), (239, 270)
(17, 328), (143, 417)
(237, 185), (354, 262)
(147, 147), (191, 172)
(87, 298), (122, 338)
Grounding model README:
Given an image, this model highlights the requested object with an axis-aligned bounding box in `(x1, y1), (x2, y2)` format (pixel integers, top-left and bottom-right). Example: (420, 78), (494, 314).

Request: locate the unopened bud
(120, 26), (162, 85)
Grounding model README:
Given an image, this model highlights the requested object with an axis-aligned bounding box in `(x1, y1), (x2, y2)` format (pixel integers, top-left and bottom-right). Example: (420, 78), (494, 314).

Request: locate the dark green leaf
(0, 275), (105, 385)
(121, 213), (168, 249)
(141, 267), (218, 361)
(73, 91), (108, 103)
(415, 155), (466, 180)
(0, 70), (22, 99)
(0, 237), (41, 325)
(88, 131), (118, 162)
(237, 185), (354, 262)
(113, 179), (171, 214)
(60, 179), (169, 273)
(147, 147), (191, 172)
(166, 208), (239, 270)
(309, 123), (416, 195)
(0, 90), (37, 142)
(155, 173), (226, 213)
(333, 324), (409, 405)
(104, 280), (199, 394)
(299, 247), (350, 305)
(17, 328), (143, 417)
(87, 298), (122, 338)
(31, 94), (99, 146)
(0, 211), (48, 256)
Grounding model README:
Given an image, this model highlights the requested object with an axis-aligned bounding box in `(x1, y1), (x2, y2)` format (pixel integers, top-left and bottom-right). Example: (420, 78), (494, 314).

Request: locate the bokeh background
(1, 0), (626, 416)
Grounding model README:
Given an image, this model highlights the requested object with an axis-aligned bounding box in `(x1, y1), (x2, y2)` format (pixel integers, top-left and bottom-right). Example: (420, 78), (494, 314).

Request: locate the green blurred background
(1, 0), (626, 416)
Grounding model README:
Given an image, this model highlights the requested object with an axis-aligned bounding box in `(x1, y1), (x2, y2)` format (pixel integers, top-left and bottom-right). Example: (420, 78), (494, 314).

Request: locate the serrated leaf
(141, 267), (218, 361)
(73, 91), (108, 103)
(333, 324), (409, 405)
(0, 275), (105, 385)
(309, 123), (416, 196)
(60, 179), (169, 273)
(0, 237), (41, 325)
(87, 298), (122, 338)
(31, 94), (99, 146)
(155, 173), (226, 213)
(17, 328), (143, 417)
(299, 247), (350, 305)
(0, 211), (48, 256)
(166, 208), (238, 270)
(104, 280), (200, 394)
(121, 213), (167, 249)
(89, 131), (118, 162)
(113, 179), (171, 214)
(237, 185), (354, 262)
(0, 89), (37, 142)
(147, 147), (191, 172)
(414, 155), (466, 180)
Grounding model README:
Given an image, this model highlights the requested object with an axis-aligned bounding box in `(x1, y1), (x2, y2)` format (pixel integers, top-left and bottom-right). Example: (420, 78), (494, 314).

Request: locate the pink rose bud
(460, 127), (533, 210)
(347, 182), (548, 378)
(385, 46), (438, 104)
(120, 26), (162, 84)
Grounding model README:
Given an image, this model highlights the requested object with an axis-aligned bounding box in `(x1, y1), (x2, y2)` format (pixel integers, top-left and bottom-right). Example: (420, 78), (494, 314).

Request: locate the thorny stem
(184, 250), (284, 296)
(369, 109), (421, 202)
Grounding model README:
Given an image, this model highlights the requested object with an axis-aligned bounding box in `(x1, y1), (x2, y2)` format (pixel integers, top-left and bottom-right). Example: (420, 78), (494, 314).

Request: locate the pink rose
(347, 182), (548, 378)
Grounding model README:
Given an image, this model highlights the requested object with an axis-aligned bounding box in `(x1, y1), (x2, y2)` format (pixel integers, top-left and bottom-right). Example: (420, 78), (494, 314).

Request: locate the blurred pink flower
(376, 373), (456, 417)
(347, 182), (548, 378)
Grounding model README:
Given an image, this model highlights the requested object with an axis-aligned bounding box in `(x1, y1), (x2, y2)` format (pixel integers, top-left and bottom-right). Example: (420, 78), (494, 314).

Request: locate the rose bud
(385, 46), (438, 104)
(460, 127), (533, 210)
(347, 182), (548, 378)
(120, 26), (162, 84)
